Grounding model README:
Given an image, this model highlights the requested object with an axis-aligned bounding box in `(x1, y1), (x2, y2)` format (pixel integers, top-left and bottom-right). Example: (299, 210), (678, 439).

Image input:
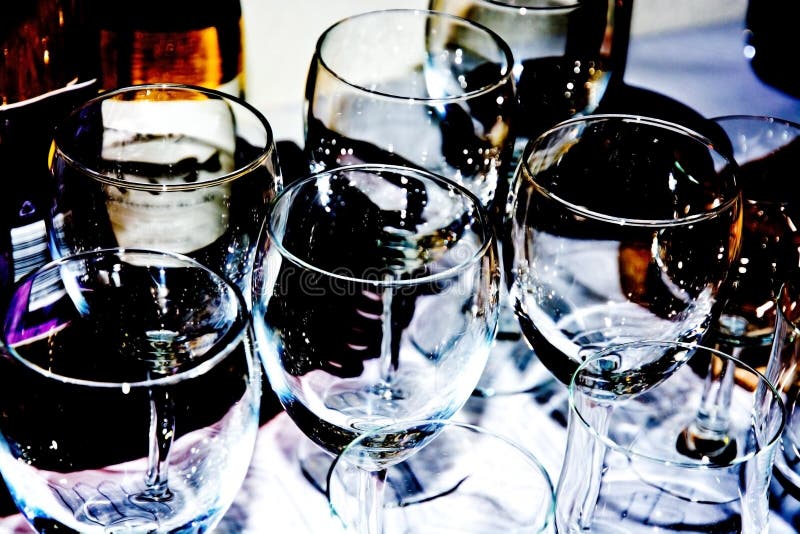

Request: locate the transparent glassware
(766, 280), (800, 495)
(680, 115), (800, 462)
(508, 114), (742, 385)
(303, 8), (516, 208)
(328, 420), (555, 534)
(557, 340), (785, 533)
(251, 164), (500, 491)
(709, 115), (800, 361)
(427, 0), (634, 396)
(0, 248), (261, 532)
(48, 83), (282, 297)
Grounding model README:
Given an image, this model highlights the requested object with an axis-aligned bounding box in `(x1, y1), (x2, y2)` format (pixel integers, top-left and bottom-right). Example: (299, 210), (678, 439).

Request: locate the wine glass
(0, 248), (261, 532)
(508, 114), (742, 385)
(251, 164), (500, 493)
(426, 0), (634, 395)
(328, 420), (555, 533)
(678, 115), (800, 461)
(303, 8), (516, 207)
(48, 83), (282, 297)
(709, 115), (800, 361)
(557, 340), (785, 533)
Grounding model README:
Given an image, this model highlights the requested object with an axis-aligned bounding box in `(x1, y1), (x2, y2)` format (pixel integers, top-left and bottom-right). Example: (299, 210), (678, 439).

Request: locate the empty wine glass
(508, 114), (742, 385)
(709, 115), (800, 361)
(427, 0), (634, 396)
(679, 115), (800, 463)
(303, 8), (516, 207)
(48, 83), (282, 297)
(557, 340), (785, 533)
(251, 164), (500, 493)
(328, 420), (556, 533)
(0, 248), (261, 532)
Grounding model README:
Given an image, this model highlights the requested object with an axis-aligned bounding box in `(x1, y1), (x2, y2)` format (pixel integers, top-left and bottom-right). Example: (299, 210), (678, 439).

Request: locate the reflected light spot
(756, 300), (774, 318)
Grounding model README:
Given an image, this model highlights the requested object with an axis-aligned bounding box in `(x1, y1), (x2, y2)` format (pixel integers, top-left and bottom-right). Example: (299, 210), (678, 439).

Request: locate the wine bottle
(745, 0), (800, 98)
(91, 0), (287, 426)
(95, 0), (244, 95)
(1, 0), (101, 307)
(1, 0), (101, 517)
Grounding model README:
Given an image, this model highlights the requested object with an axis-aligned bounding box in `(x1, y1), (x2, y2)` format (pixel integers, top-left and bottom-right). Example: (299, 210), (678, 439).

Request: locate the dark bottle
(95, 0), (244, 95)
(1, 0), (101, 517)
(745, 0), (800, 98)
(1, 0), (101, 308)
(92, 0), (283, 425)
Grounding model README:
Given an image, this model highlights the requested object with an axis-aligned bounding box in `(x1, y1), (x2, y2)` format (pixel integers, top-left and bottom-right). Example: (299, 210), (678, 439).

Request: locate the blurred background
(241, 0), (799, 144)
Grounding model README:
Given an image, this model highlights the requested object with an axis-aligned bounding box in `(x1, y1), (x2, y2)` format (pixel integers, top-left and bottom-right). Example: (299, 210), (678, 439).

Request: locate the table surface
(2, 378), (795, 532)
(2, 11), (800, 534)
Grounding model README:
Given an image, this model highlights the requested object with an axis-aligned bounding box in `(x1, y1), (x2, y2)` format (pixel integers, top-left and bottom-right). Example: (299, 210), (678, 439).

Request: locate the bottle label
(99, 99), (235, 254)
(104, 186), (229, 254)
(10, 220), (49, 282)
(10, 219), (67, 312)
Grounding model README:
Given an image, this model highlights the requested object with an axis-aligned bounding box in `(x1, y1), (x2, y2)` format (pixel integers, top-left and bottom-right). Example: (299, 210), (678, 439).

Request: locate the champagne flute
(251, 164), (500, 494)
(0, 248), (261, 532)
(303, 8), (516, 207)
(48, 83), (282, 298)
(508, 114), (742, 385)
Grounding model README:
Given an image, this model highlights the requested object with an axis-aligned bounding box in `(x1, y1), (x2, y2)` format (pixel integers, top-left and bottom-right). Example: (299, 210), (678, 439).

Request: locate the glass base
(773, 436), (800, 497)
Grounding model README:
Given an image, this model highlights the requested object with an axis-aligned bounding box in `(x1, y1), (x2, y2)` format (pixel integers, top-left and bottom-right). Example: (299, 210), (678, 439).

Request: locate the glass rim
(568, 340), (787, 469)
(442, 0), (582, 11)
(712, 114), (800, 205)
(711, 114), (800, 131)
(519, 113), (741, 227)
(327, 418), (556, 532)
(1, 247), (251, 390)
(314, 8), (516, 103)
(266, 163), (494, 288)
(52, 83), (278, 192)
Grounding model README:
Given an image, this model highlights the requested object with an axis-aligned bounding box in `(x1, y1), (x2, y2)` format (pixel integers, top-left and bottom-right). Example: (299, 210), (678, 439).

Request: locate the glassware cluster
(2, 3), (800, 534)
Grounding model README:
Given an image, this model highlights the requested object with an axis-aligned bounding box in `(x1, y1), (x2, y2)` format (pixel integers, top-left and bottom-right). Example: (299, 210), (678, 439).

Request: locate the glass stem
(695, 348), (735, 434)
(144, 386), (175, 501)
(578, 402), (611, 530)
(356, 468), (388, 534)
(676, 346), (738, 462)
(379, 278), (398, 384)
